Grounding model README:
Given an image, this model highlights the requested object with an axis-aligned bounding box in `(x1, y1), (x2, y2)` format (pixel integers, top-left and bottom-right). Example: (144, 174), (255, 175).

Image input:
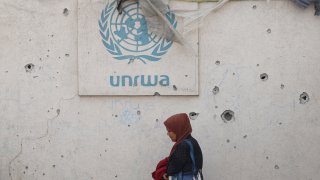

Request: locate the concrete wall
(1, 0), (320, 179)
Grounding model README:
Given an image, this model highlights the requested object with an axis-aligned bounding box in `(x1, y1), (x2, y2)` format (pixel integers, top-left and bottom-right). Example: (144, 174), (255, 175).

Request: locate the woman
(163, 113), (203, 180)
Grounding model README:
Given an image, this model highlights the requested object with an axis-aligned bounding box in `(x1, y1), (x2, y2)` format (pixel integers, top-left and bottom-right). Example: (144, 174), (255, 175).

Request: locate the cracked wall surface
(1, 0), (320, 180)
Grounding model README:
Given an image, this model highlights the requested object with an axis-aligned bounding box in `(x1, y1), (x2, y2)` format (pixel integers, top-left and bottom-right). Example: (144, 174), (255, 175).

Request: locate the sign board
(78, 0), (199, 95)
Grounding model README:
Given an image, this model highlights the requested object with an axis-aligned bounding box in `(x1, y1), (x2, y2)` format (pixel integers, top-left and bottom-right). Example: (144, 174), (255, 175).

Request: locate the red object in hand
(152, 157), (169, 180)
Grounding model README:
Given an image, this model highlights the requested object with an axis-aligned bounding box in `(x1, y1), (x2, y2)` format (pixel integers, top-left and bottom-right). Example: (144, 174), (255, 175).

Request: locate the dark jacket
(166, 135), (203, 176)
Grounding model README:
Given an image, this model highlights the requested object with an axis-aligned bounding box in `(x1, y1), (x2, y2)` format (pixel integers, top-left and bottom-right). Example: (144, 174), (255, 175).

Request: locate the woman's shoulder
(171, 141), (189, 155)
(177, 140), (189, 149)
(177, 138), (194, 149)
(175, 136), (201, 151)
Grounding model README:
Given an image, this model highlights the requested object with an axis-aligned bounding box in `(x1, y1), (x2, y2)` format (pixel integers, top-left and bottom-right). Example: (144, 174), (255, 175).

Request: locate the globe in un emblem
(99, 0), (177, 63)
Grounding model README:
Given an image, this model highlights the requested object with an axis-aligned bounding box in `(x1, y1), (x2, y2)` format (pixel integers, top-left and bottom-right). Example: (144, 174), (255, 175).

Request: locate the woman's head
(164, 113), (192, 143)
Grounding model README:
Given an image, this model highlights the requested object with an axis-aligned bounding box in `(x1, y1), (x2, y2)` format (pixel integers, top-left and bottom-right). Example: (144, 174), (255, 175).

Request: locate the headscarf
(164, 113), (192, 156)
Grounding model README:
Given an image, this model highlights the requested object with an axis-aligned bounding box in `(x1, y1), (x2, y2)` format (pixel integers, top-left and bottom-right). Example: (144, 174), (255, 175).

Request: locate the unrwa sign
(101, 1), (173, 89)
(78, 0), (199, 95)
(109, 75), (170, 87)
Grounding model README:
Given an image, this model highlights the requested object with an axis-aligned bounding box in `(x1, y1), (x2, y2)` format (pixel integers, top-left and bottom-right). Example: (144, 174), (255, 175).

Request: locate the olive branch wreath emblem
(98, 0), (177, 64)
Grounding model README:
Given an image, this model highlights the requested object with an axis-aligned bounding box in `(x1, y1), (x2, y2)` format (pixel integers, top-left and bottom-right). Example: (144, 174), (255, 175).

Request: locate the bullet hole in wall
(267, 28), (272, 33)
(137, 110), (141, 115)
(226, 139), (230, 143)
(221, 110), (234, 122)
(156, 119), (159, 122)
(212, 86), (219, 95)
(52, 165), (56, 168)
(173, 85), (177, 91)
(189, 112), (199, 120)
(252, 5), (257, 9)
(280, 84), (285, 89)
(215, 60), (220, 65)
(56, 109), (60, 115)
(243, 135), (247, 139)
(274, 165), (279, 169)
(299, 92), (309, 104)
(65, 54), (70, 57)
(256, 64), (260, 67)
(153, 92), (160, 96)
(260, 73), (268, 81)
(63, 8), (69, 16)
(25, 63), (34, 72)
(266, 156), (269, 160)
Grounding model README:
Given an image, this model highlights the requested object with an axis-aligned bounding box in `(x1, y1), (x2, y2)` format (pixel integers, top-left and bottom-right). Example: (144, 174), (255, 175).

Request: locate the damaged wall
(1, 0), (320, 180)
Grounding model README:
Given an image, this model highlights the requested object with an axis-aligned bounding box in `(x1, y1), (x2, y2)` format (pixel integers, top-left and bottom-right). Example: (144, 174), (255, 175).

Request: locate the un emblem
(99, 0), (177, 64)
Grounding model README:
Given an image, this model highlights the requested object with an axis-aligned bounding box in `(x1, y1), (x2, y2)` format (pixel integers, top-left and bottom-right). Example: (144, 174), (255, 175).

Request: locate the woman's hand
(163, 173), (169, 180)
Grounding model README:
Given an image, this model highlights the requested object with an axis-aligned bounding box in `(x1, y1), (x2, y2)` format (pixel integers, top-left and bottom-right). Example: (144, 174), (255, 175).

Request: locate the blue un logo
(99, 0), (177, 64)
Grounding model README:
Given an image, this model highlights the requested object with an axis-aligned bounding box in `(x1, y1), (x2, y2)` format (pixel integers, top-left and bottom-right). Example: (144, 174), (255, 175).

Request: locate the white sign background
(78, 0), (199, 95)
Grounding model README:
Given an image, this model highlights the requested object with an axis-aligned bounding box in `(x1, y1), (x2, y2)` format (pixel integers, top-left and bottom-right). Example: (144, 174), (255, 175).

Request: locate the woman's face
(167, 131), (177, 142)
